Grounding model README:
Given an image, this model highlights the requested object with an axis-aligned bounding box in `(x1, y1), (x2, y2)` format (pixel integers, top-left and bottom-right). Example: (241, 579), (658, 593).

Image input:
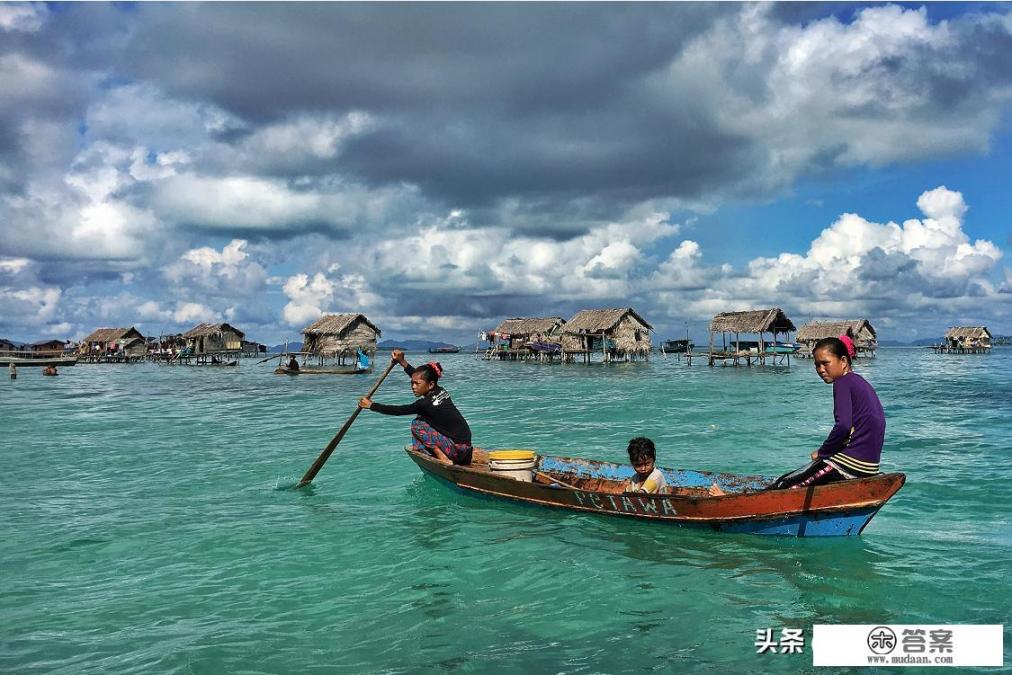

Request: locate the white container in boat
(488, 450), (538, 482)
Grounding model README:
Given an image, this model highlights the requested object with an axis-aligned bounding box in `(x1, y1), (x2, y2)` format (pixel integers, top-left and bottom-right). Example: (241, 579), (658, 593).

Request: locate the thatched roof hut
(122, 337), (148, 358)
(80, 327), (145, 354)
(701, 308), (797, 365)
(493, 317), (565, 338)
(561, 307), (653, 358)
(302, 313), (381, 357)
(944, 326), (991, 347)
(708, 308), (796, 335)
(0, 338), (16, 352)
(797, 319), (877, 354)
(183, 323), (246, 354)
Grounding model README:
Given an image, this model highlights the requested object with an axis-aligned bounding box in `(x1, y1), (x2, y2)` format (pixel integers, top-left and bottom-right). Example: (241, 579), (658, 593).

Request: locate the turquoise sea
(2, 348), (1009, 673)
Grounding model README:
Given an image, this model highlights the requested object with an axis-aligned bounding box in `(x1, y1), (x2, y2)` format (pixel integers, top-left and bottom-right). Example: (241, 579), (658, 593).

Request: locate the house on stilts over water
(559, 308), (653, 363)
(298, 313), (381, 369)
(934, 326), (992, 354)
(79, 327), (146, 363)
(689, 308), (797, 367)
(179, 323), (246, 365)
(480, 317), (566, 361)
(796, 319), (878, 358)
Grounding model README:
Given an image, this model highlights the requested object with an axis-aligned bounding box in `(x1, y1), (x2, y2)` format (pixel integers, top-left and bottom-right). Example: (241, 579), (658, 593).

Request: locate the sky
(1, 1), (1011, 345)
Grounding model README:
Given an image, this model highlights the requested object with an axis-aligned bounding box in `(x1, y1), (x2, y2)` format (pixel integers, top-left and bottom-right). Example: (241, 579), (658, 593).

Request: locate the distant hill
(378, 339), (459, 351)
(268, 341), (302, 352)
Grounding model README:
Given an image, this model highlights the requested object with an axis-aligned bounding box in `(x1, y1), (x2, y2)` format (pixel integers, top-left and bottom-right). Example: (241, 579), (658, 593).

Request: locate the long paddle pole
(295, 359), (398, 488)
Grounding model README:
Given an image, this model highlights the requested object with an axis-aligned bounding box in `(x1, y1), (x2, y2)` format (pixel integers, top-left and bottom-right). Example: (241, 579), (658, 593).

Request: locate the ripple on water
(3, 350), (1011, 671)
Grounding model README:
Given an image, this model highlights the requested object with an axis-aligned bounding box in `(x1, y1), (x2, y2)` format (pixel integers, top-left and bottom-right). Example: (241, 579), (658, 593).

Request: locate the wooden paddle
(295, 359), (398, 489)
(533, 471), (580, 490)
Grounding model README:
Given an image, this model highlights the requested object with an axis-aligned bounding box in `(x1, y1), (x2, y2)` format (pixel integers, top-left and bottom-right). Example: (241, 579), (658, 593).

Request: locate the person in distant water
(624, 437), (667, 493)
(9, 362), (16, 380)
(287, 355), (300, 371)
(359, 350), (473, 465)
(769, 335), (885, 490)
(355, 348), (370, 372)
(43, 365), (58, 376)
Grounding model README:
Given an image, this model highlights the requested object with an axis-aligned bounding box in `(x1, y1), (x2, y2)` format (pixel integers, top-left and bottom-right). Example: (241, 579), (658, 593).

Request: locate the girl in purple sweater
(770, 335), (885, 490)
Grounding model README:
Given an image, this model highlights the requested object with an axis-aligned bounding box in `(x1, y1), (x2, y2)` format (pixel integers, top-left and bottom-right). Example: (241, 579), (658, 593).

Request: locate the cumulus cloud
(282, 272), (337, 325)
(0, 257), (63, 334)
(681, 187), (1005, 323)
(0, 3), (48, 32)
(161, 239), (269, 328)
(1, 4), (1011, 342)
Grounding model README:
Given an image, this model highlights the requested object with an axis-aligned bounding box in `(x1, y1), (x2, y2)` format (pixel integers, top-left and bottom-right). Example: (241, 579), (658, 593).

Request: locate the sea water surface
(2, 348), (1009, 673)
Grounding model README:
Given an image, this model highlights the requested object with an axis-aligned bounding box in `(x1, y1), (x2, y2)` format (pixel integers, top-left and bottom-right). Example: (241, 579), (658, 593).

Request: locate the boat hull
(0, 356), (78, 367)
(406, 448), (905, 537)
(274, 366), (369, 375)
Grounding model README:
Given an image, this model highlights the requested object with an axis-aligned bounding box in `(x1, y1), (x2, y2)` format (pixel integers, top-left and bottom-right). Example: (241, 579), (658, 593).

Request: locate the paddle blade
(294, 359), (397, 488)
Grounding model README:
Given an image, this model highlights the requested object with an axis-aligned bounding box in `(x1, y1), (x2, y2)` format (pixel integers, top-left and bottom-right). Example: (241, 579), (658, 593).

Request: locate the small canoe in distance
(406, 448), (905, 537)
(274, 366), (370, 375)
(428, 346), (460, 353)
(661, 339), (692, 353)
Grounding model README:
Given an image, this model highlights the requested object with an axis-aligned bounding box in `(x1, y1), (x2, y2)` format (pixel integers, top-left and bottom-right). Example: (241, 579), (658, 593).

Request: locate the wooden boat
(0, 355), (78, 367)
(406, 448), (905, 537)
(274, 365), (369, 375)
(428, 346), (460, 354)
(765, 342), (801, 355)
(661, 339), (692, 353)
(527, 341), (561, 353)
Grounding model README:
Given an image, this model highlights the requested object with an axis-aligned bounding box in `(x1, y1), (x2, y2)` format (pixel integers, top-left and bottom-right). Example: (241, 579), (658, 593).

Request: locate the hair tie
(838, 334), (856, 359)
(427, 361), (443, 377)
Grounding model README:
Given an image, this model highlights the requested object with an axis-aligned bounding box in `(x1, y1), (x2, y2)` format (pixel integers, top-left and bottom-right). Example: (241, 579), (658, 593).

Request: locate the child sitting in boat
(359, 350), (473, 465)
(624, 437), (667, 493)
(769, 335), (885, 490)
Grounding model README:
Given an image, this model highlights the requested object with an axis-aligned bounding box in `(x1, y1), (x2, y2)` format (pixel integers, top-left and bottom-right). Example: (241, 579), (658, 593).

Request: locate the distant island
(378, 339), (460, 352)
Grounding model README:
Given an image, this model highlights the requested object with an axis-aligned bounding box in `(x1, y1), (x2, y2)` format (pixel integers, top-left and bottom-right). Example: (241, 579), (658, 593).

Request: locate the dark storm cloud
(109, 3), (745, 216)
(121, 4), (727, 118)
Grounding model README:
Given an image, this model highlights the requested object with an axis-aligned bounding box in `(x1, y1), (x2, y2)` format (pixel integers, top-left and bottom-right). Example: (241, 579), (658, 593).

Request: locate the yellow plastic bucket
(488, 449), (538, 482)
(488, 450), (536, 461)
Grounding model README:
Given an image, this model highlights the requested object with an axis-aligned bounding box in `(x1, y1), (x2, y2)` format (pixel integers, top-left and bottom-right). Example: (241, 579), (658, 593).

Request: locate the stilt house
(29, 339), (66, 356)
(701, 308), (796, 366)
(797, 319), (878, 357)
(490, 317), (565, 350)
(940, 326), (992, 353)
(301, 314), (381, 362)
(183, 323), (246, 355)
(80, 327), (145, 356)
(560, 308), (653, 362)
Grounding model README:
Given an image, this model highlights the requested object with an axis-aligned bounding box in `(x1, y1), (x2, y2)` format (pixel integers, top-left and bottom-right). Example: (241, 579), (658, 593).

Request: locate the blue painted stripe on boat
(713, 508), (879, 536)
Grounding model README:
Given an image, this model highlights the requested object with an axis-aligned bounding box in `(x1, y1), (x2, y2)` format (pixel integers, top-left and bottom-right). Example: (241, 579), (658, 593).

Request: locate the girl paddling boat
(359, 350), (473, 465)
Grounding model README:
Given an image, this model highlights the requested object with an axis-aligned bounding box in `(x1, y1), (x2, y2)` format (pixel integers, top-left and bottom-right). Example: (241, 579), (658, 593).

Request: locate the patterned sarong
(411, 419), (473, 465)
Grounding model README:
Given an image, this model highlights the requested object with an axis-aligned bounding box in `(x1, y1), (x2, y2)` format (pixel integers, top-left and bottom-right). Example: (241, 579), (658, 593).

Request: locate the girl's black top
(369, 365), (472, 444)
